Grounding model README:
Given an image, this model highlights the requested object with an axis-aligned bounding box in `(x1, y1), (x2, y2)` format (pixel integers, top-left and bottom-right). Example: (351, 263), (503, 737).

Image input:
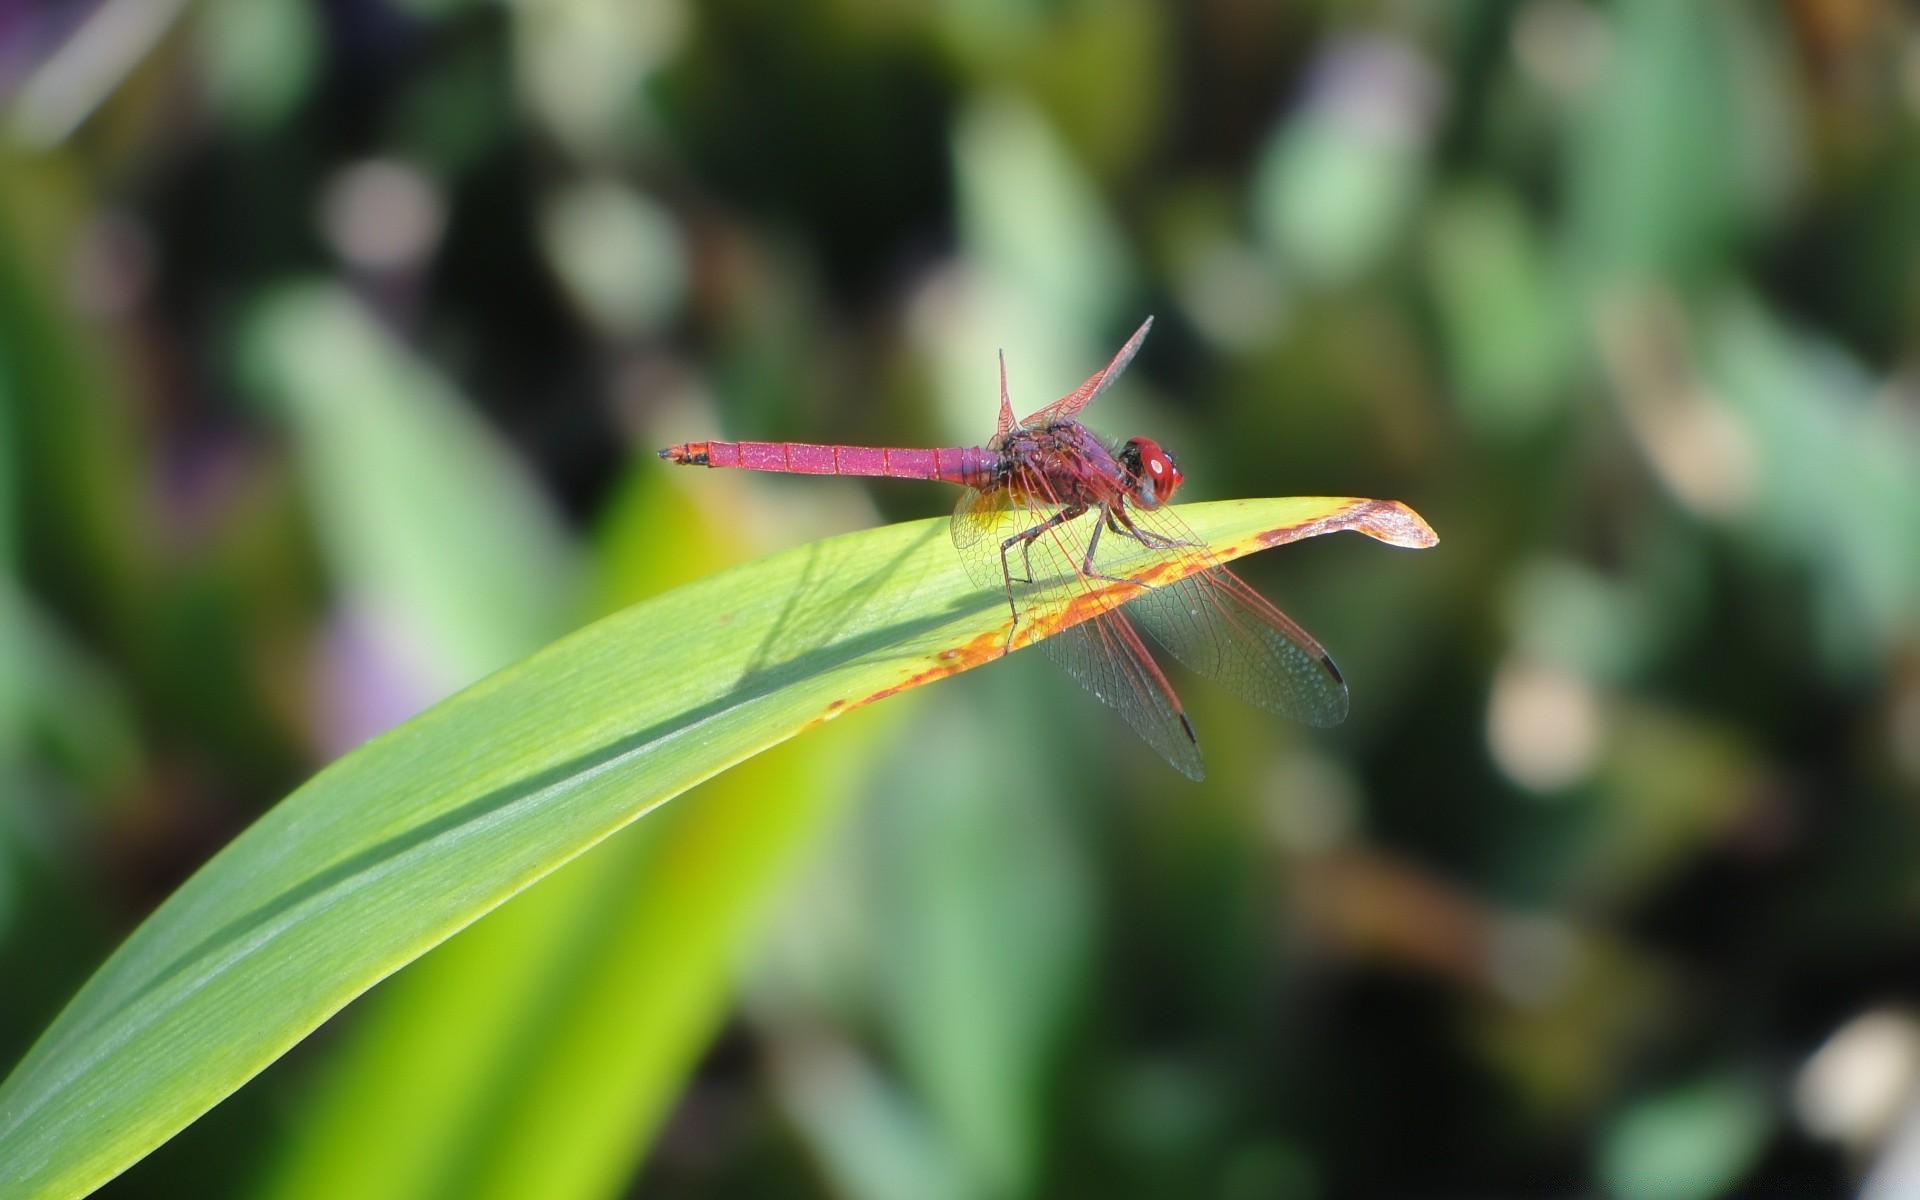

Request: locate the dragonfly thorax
(1120, 437), (1184, 509)
(989, 421), (1137, 507)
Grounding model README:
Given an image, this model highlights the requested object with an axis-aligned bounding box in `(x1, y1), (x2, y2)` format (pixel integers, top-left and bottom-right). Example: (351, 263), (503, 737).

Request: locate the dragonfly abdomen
(659, 440), (997, 487)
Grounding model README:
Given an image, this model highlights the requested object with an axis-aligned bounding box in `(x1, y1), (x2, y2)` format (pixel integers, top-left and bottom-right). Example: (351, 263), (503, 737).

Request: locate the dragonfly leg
(1077, 504), (1167, 589)
(1078, 507), (1129, 582)
(1113, 506), (1193, 552)
(999, 503), (1087, 647)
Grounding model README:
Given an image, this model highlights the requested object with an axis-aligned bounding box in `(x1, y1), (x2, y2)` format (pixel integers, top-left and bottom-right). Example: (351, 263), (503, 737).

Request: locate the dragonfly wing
(950, 462), (1206, 779)
(1019, 317), (1154, 427)
(949, 465), (1076, 590)
(1121, 566), (1348, 727)
(951, 484), (1006, 555)
(1039, 612), (1205, 781)
(995, 349), (1016, 438)
(1084, 502), (1349, 728)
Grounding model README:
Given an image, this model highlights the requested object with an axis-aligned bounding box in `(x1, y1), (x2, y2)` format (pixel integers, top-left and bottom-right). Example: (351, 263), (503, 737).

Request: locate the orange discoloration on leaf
(851, 669), (951, 711)
(846, 631), (1006, 713)
(829, 495), (1436, 724)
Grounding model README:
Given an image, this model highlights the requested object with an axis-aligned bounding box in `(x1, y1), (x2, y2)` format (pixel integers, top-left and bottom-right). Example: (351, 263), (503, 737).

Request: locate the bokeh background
(5, 0), (1920, 1196)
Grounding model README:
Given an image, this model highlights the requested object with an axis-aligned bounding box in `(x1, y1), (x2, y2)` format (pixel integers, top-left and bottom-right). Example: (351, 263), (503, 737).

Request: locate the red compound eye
(1125, 437), (1183, 508)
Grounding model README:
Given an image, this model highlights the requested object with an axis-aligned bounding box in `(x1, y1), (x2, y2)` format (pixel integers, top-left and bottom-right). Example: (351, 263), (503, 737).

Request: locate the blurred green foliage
(4, 0), (1920, 1196)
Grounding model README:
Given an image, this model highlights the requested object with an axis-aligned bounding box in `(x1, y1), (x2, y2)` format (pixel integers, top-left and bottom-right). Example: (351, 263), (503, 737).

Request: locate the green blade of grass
(252, 471), (903, 1200)
(255, 708), (897, 1200)
(0, 495), (1435, 1199)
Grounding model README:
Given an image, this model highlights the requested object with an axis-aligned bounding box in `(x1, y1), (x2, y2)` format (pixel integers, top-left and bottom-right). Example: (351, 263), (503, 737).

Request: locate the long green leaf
(0, 495), (1434, 1199)
(254, 473), (901, 1200)
(254, 709), (896, 1200)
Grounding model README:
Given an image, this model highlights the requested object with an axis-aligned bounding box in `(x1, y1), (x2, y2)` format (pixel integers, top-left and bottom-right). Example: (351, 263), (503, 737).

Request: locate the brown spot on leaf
(1256, 498), (1438, 551)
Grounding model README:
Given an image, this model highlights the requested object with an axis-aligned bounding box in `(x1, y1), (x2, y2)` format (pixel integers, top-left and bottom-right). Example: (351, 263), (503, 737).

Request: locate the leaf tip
(1366, 500), (1439, 549)
(1255, 498), (1438, 551)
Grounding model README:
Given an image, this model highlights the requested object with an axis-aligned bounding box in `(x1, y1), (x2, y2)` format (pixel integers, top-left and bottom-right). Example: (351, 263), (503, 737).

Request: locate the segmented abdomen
(659, 440), (997, 487)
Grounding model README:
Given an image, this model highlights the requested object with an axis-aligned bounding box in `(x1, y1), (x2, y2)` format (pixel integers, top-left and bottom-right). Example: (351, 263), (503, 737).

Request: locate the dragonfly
(658, 317), (1346, 779)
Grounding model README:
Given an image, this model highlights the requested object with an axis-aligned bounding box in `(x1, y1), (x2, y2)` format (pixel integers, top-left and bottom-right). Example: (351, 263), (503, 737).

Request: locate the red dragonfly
(659, 318), (1345, 779)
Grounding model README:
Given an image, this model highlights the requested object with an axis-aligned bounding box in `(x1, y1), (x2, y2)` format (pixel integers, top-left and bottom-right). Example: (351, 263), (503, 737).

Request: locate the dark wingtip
(1305, 653), (1351, 728)
(1172, 711), (1205, 779)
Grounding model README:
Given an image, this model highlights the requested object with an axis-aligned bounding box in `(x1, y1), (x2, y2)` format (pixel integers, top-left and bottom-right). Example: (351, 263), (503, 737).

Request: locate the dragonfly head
(1120, 437), (1184, 509)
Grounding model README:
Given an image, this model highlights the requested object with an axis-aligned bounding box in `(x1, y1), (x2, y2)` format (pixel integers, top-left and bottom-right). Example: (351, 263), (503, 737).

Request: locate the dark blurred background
(5, 0), (1920, 1196)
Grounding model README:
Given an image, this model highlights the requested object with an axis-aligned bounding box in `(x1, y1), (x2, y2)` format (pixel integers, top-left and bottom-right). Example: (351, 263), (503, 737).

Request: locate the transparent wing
(950, 466), (1204, 779)
(950, 483), (1009, 553)
(1035, 615), (1204, 781)
(994, 348), (1016, 439)
(1017, 317), (1154, 427)
(1114, 504), (1349, 728)
(949, 466), (1079, 589)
